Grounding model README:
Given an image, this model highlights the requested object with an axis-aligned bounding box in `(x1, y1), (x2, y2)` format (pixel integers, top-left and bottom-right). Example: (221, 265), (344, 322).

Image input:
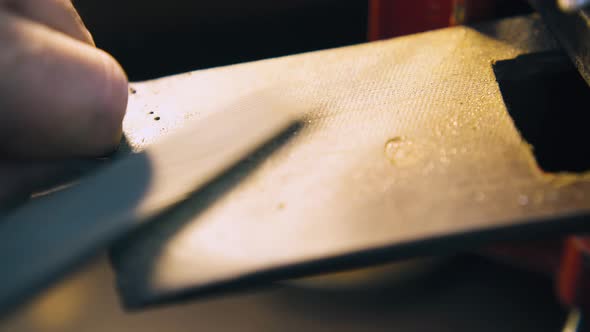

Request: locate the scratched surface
(113, 16), (590, 308)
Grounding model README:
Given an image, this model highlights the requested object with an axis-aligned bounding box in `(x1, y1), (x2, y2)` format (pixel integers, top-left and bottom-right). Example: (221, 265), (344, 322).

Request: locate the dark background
(74, 0), (533, 81)
(75, 0), (369, 80)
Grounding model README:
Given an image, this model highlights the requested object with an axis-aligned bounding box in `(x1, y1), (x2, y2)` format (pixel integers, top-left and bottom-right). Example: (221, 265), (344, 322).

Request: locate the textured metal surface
(112, 16), (590, 308)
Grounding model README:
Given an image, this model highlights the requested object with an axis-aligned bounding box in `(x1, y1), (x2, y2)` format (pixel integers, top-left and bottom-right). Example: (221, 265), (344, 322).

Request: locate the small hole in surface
(149, 111), (154, 114)
(154, 117), (161, 121)
(494, 51), (590, 173)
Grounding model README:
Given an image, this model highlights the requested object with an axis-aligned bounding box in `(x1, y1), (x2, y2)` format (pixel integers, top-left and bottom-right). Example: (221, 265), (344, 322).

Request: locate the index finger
(0, 11), (128, 159)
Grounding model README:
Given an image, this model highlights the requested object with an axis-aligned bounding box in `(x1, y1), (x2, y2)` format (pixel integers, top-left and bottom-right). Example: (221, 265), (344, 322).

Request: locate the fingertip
(85, 50), (129, 156)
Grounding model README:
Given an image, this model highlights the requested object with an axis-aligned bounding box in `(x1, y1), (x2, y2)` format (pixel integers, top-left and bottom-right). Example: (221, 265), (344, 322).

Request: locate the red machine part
(488, 237), (590, 321)
(558, 237), (590, 312)
(368, 0), (497, 41)
(482, 236), (590, 316)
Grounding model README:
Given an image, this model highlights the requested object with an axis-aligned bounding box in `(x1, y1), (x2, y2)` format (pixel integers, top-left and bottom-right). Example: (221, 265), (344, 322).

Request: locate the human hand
(0, 0), (128, 207)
